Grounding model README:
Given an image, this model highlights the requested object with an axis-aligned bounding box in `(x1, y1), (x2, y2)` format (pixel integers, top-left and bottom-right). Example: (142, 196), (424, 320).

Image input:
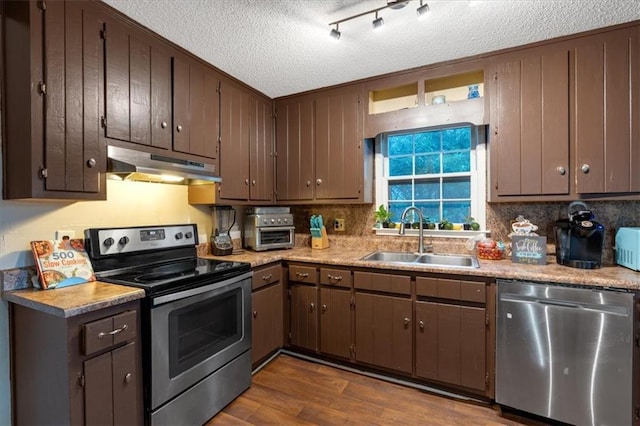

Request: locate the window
(375, 124), (486, 227)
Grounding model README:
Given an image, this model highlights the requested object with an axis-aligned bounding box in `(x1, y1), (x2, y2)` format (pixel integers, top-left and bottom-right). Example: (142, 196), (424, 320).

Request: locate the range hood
(107, 145), (221, 184)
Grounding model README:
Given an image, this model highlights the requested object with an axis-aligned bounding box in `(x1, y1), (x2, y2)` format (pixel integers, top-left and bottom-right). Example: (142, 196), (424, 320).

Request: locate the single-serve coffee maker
(554, 201), (605, 269)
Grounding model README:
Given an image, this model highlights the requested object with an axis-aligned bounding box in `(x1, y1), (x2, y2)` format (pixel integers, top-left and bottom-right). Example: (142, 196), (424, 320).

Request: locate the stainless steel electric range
(85, 224), (252, 426)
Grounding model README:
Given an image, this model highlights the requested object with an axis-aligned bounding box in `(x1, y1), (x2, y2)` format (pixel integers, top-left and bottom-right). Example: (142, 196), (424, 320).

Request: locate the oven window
(168, 288), (242, 378)
(258, 230), (291, 245)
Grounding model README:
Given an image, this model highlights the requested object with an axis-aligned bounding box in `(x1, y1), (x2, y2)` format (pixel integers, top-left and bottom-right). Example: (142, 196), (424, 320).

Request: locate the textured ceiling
(102, 0), (640, 98)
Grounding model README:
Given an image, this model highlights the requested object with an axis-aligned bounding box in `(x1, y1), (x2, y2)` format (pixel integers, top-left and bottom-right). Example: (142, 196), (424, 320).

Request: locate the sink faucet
(398, 206), (433, 254)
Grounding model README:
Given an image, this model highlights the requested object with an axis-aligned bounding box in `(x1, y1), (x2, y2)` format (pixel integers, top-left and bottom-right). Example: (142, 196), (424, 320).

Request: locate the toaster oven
(615, 227), (640, 271)
(244, 207), (294, 251)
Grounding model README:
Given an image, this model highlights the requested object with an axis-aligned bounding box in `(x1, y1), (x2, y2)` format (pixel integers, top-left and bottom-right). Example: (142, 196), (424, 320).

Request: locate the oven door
(255, 226), (294, 250)
(149, 271), (252, 410)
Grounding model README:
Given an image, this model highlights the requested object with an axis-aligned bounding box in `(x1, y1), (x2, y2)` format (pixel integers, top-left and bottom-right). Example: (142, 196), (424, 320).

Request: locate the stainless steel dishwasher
(496, 279), (636, 426)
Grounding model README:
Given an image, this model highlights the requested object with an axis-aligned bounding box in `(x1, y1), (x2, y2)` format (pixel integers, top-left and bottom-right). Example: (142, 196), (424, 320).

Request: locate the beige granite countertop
(3, 281), (145, 318)
(204, 247), (640, 291)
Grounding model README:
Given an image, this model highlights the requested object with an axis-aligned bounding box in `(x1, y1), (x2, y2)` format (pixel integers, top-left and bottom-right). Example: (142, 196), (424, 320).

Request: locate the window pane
(389, 202), (411, 222)
(414, 132), (440, 153)
(415, 154), (440, 174)
(442, 127), (471, 150)
(414, 180), (440, 199)
(389, 156), (413, 176)
(443, 178), (471, 199)
(443, 152), (470, 173)
(415, 202), (440, 222)
(388, 135), (413, 156)
(389, 180), (412, 200)
(443, 201), (470, 223)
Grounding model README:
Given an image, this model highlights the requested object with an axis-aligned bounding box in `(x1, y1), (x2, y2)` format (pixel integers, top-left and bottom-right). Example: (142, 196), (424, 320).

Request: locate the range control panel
(248, 213), (294, 228)
(85, 224), (198, 257)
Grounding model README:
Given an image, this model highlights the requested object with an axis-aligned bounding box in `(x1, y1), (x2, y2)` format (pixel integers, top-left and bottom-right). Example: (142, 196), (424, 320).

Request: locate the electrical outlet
(334, 218), (345, 232)
(55, 230), (75, 240)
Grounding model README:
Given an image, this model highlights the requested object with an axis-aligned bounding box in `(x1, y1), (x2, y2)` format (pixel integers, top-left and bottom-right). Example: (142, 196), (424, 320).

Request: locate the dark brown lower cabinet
(355, 292), (412, 373)
(252, 282), (284, 364)
(320, 287), (352, 359)
(415, 301), (486, 391)
(289, 283), (319, 351)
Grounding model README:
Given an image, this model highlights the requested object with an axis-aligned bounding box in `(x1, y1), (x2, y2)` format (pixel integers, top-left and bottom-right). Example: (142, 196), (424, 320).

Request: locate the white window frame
(374, 124), (487, 234)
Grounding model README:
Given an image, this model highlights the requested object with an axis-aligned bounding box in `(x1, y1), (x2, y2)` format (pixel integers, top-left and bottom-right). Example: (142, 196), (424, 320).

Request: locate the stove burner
(135, 271), (187, 283)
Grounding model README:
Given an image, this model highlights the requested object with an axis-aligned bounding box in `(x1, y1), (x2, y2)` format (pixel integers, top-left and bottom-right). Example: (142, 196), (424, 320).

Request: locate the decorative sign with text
(511, 235), (547, 265)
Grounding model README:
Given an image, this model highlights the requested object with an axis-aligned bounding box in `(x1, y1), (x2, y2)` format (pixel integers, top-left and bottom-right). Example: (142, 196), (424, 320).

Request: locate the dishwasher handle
(500, 293), (630, 316)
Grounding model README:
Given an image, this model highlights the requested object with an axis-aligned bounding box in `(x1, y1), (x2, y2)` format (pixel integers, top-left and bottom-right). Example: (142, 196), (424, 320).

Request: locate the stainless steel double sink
(360, 251), (479, 269)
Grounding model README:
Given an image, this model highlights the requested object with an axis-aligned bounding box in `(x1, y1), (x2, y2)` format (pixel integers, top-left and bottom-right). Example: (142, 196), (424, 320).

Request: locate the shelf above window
(369, 82), (418, 115)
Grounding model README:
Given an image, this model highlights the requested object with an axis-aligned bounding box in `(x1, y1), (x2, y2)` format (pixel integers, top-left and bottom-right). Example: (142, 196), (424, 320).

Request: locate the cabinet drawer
(416, 277), (485, 303)
(252, 264), (282, 290)
(83, 310), (137, 356)
(354, 272), (410, 295)
(288, 265), (318, 284)
(319, 267), (352, 288)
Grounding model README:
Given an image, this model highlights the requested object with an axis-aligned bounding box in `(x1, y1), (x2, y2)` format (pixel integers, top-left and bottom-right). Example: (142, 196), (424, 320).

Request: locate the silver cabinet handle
(403, 317), (410, 326)
(581, 164), (590, 173)
(161, 121), (167, 129)
(316, 179), (322, 186)
(419, 320), (424, 330)
(253, 310), (258, 318)
(124, 373), (132, 384)
(327, 274), (342, 282)
(86, 158), (96, 168)
(262, 274), (272, 282)
(556, 166), (566, 175)
(322, 304), (327, 313)
(176, 125), (183, 132)
(98, 324), (128, 339)
(296, 272), (309, 278)
(310, 302), (315, 311)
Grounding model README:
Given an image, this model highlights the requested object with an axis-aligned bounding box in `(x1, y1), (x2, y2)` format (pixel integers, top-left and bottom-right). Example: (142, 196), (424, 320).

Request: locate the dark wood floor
(208, 354), (540, 425)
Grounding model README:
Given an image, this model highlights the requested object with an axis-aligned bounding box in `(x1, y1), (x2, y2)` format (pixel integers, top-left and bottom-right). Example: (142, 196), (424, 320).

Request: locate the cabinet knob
(252, 180), (256, 186)
(403, 317), (410, 326)
(244, 179), (249, 185)
(310, 302), (315, 311)
(253, 310), (258, 318)
(124, 373), (132, 384)
(306, 180), (311, 187)
(581, 164), (590, 174)
(556, 166), (566, 175)
(419, 320), (424, 330)
(176, 125), (183, 132)
(161, 121), (167, 129)
(86, 158), (96, 168)
(322, 304), (327, 313)
(316, 179), (323, 186)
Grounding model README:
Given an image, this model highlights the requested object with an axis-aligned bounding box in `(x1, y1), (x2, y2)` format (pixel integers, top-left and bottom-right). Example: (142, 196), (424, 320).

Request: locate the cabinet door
(249, 95), (274, 201)
(275, 96), (315, 201)
(252, 282), (283, 364)
(84, 350), (114, 425)
(44, 0), (104, 194)
(220, 82), (251, 199)
(491, 49), (569, 197)
(315, 87), (363, 200)
(320, 288), (352, 359)
(173, 56), (220, 159)
(289, 284), (318, 351)
(355, 293), (412, 373)
(574, 27), (640, 193)
(415, 301), (486, 392)
(112, 342), (139, 425)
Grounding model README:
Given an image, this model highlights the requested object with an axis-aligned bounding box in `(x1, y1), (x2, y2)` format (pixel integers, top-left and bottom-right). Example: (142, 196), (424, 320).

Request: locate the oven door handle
(256, 226), (295, 232)
(152, 271), (253, 306)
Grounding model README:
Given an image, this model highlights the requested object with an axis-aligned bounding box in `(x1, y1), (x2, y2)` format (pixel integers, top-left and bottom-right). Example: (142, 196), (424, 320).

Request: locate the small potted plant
(438, 218), (453, 230)
(464, 216), (480, 231)
(374, 204), (393, 228)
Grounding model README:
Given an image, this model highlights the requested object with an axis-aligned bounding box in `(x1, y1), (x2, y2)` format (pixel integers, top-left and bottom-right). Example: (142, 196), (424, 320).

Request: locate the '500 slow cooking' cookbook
(30, 239), (96, 289)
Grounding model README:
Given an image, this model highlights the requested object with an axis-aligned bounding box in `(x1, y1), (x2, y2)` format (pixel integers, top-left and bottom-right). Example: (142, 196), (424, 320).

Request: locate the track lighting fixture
(329, 23), (341, 40)
(372, 12), (384, 30)
(416, 1), (430, 18)
(328, 0), (429, 40)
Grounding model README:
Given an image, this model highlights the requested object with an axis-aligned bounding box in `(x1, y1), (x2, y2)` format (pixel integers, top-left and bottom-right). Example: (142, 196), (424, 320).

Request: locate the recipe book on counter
(30, 239), (96, 290)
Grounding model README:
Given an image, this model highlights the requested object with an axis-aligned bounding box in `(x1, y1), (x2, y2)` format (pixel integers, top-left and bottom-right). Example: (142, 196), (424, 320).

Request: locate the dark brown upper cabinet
(249, 94), (275, 202)
(489, 48), (570, 198)
(172, 55), (220, 160)
(103, 18), (172, 150)
(2, 0), (106, 200)
(274, 84), (372, 204)
(573, 26), (640, 194)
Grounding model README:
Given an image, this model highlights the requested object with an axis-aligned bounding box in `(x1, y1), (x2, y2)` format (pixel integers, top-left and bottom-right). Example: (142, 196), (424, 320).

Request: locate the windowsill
(373, 228), (490, 239)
